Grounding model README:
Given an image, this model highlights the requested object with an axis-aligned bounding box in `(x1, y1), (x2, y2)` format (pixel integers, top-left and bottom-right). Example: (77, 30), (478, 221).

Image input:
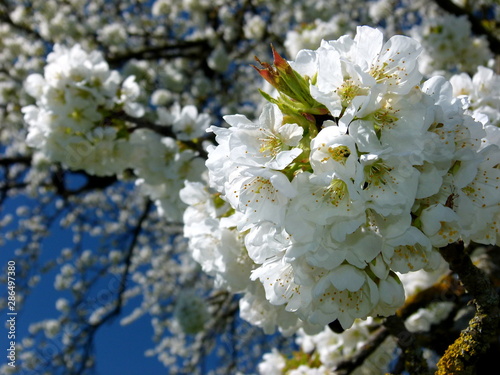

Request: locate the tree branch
(397, 273), (464, 319)
(383, 315), (430, 375)
(119, 112), (176, 138)
(332, 272), (465, 374)
(106, 40), (211, 67)
(69, 199), (152, 375)
(434, 0), (500, 55)
(93, 198), (152, 327)
(0, 10), (45, 41)
(0, 155), (32, 166)
(332, 326), (390, 375)
(436, 241), (500, 374)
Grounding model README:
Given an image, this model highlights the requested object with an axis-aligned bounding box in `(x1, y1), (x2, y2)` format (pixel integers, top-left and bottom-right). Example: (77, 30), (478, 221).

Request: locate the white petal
(330, 265), (365, 292)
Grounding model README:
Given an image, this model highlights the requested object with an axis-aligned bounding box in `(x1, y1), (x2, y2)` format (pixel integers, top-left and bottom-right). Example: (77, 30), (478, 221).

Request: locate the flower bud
(174, 290), (209, 334)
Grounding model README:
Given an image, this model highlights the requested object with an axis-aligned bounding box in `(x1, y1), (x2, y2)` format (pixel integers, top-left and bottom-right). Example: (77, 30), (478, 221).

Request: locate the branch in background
(70, 174), (118, 195)
(0, 155), (32, 166)
(332, 326), (390, 375)
(383, 315), (430, 375)
(0, 182), (28, 204)
(0, 11), (44, 41)
(397, 273), (464, 319)
(50, 166), (117, 199)
(106, 40), (211, 67)
(436, 241), (500, 374)
(434, 0), (500, 55)
(0, 156), (31, 206)
(94, 198), (152, 326)
(332, 271), (466, 374)
(118, 112), (176, 138)
(71, 198), (152, 375)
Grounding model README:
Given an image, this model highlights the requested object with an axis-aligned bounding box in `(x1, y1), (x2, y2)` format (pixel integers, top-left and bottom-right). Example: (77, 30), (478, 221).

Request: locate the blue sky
(0, 197), (168, 374)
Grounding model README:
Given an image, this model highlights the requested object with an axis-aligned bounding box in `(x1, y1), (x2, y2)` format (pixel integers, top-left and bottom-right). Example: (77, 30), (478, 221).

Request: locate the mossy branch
(436, 241), (500, 374)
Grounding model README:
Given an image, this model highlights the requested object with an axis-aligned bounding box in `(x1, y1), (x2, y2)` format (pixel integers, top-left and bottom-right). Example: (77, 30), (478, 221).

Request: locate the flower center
(335, 79), (365, 108)
(258, 129), (283, 157)
(313, 178), (349, 207)
(363, 160), (393, 187)
(370, 62), (392, 83)
(373, 107), (398, 131)
(327, 145), (351, 165)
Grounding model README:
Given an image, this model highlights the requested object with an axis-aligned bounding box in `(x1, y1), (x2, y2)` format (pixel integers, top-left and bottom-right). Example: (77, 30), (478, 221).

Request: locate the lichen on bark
(436, 242), (500, 374)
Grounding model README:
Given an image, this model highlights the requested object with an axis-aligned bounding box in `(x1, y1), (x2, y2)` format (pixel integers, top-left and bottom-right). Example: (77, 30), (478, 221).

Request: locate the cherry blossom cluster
(450, 66), (500, 128)
(129, 127), (207, 223)
(257, 317), (395, 375)
(22, 44), (144, 176)
(21, 44), (210, 222)
(409, 14), (493, 77)
(256, 265), (452, 374)
(182, 26), (500, 333)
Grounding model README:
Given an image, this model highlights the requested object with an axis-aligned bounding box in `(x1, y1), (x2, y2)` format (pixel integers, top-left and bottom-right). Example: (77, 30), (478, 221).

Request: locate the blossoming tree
(1, 0), (500, 374)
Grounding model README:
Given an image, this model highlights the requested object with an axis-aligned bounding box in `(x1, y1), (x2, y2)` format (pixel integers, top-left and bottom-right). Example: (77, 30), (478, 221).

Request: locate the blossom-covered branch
(2, 1), (500, 374)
